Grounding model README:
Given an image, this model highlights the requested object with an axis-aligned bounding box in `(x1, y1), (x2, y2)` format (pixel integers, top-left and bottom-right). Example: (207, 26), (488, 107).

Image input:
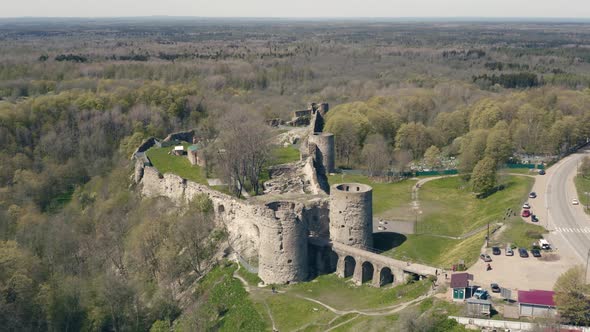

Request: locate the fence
(450, 316), (589, 332)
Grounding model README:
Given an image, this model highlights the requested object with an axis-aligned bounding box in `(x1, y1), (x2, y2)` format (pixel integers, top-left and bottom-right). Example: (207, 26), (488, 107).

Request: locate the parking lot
(466, 246), (580, 299)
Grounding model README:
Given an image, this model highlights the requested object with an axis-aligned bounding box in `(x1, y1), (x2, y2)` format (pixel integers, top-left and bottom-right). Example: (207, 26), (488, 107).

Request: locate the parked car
(519, 248), (529, 258)
(538, 169), (546, 175)
(572, 198), (580, 205)
(492, 247), (501, 255)
(529, 192), (537, 198)
(531, 214), (539, 222)
(522, 210), (531, 217)
(480, 253), (492, 262)
(539, 239), (551, 250)
(523, 203), (531, 209)
(505, 246), (514, 256)
(490, 283), (501, 293)
(531, 249), (542, 257)
(473, 288), (489, 300)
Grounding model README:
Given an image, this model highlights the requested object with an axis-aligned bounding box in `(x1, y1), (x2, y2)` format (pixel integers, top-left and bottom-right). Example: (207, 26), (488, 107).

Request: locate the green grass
(236, 264), (262, 286)
(497, 218), (546, 249)
(174, 262), (268, 332)
(385, 231), (487, 268)
(328, 174), (417, 220)
(574, 175), (590, 214)
(284, 274), (430, 311)
(146, 143), (207, 185)
(270, 145), (300, 165)
(419, 176), (533, 237)
(260, 293), (336, 331)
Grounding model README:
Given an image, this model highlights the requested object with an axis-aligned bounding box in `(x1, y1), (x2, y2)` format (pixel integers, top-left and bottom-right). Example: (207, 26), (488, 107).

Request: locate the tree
(361, 134), (390, 177)
(395, 122), (432, 160)
(423, 145), (442, 170)
(553, 265), (590, 326)
(218, 109), (271, 197)
(459, 129), (488, 174)
(471, 157), (497, 194)
(485, 121), (513, 164)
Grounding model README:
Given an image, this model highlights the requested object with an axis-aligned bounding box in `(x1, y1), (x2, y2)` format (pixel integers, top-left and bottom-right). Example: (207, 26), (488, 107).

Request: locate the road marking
(554, 227), (590, 233)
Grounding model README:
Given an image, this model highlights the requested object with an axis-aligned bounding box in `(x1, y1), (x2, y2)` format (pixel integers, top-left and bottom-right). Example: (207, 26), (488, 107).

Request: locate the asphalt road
(545, 149), (590, 264)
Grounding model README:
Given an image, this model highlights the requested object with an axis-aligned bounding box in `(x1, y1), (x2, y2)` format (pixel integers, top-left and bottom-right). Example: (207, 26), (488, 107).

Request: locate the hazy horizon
(3, 0), (590, 19)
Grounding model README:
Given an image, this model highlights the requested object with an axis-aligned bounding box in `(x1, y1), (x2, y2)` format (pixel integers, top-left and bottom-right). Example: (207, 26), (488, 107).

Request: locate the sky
(2, 0), (590, 18)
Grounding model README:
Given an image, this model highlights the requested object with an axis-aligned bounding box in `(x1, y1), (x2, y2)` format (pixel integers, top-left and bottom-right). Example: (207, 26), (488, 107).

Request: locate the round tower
(329, 183), (373, 248)
(308, 132), (335, 173)
(258, 201), (309, 284)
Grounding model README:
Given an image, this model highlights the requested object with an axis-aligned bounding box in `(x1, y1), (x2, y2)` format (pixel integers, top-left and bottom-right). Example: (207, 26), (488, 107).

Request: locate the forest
(1, 18), (590, 330)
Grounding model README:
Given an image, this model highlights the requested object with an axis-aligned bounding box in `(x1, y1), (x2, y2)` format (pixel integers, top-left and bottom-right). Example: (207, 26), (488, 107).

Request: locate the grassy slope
(328, 174), (417, 220)
(574, 175), (590, 214)
(419, 176), (533, 237)
(384, 175), (533, 268)
(271, 145), (300, 165)
(497, 217), (547, 249)
(146, 143), (208, 185)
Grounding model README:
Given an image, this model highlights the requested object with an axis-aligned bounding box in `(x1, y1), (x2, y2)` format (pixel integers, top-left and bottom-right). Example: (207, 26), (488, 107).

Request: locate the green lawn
(497, 218), (546, 249)
(146, 143), (208, 185)
(284, 274), (430, 311)
(419, 176), (533, 237)
(270, 145), (300, 165)
(384, 231), (487, 268)
(328, 174), (417, 220)
(574, 175), (590, 214)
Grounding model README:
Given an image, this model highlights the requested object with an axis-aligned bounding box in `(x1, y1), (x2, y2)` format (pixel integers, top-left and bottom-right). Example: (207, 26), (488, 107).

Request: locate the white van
(539, 239), (551, 250)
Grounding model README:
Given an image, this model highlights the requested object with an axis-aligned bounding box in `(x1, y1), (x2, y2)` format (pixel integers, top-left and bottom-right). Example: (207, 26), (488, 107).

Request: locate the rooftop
(450, 272), (472, 288)
(518, 290), (555, 307)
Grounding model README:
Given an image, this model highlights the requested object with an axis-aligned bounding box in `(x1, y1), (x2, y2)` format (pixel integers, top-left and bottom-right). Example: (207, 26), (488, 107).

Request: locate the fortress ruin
(132, 102), (437, 287)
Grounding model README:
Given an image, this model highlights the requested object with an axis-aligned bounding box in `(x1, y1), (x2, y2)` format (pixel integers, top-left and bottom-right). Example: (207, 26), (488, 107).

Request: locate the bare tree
(217, 109), (271, 197)
(361, 134), (390, 177)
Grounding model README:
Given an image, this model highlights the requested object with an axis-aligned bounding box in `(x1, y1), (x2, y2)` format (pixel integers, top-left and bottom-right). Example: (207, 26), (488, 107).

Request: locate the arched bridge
(309, 237), (438, 287)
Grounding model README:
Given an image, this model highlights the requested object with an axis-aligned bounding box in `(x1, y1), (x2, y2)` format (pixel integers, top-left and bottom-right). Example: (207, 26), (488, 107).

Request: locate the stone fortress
(132, 102), (437, 287)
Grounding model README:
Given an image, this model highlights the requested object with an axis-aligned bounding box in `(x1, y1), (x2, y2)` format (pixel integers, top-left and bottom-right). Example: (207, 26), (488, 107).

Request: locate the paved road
(544, 149), (590, 264)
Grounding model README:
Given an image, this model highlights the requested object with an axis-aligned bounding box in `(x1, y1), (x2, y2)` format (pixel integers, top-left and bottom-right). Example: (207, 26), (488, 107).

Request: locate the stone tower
(258, 201), (309, 284)
(329, 183), (373, 249)
(308, 132), (335, 174)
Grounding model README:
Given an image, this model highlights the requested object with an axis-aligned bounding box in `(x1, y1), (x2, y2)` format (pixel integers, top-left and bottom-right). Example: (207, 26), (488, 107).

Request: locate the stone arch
(379, 267), (394, 287)
(343, 256), (356, 278)
(361, 261), (375, 284)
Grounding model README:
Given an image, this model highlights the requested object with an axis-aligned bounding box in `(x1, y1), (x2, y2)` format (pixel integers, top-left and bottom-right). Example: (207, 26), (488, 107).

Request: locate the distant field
(328, 174), (417, 220)
(145, 143), (208, 185)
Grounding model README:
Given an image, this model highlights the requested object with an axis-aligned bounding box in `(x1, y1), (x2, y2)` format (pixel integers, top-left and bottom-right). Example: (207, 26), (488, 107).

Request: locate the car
(538, 169), (546, 175)
(473, 288), (489, 300)
(521, 210), (531, 217)
(490, 283), (501, 293)
(522, 203), (531, 209)
(529, 192), (537, 198)
(539, 239), (551, 250)
(480, 253), (492, 262)
(531, 214), (539, 222)
(531, 249), (542, 257)
(492, 247), (501, 255)
(572, 198), (580, 205)
(505, 246), (514, 256)
(519, 248), (529, 258)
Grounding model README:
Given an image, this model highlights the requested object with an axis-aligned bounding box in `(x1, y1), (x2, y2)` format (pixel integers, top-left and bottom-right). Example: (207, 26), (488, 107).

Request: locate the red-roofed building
(450, 273), (473, 301)
(518, 290), (556, 318)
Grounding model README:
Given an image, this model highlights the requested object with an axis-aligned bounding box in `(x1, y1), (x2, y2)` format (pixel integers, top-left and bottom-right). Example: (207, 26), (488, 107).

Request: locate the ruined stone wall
(329, 183), (374, 249)
(302, 150), (330, 195)
(308, 132), (335, 174)
(140, 166), (270, 259)
(133, 137), (158, 157)
(163, 130), (195, 143)
(258, 201), (309, 284)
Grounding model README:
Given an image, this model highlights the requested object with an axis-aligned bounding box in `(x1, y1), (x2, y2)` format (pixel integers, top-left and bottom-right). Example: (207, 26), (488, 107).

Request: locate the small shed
(173, 145), (185, 156)
(466, 298), (492, 317)
(518, 290), (556, 318)
(450, 272), (473, 301)
(187, 144), (206, 167)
